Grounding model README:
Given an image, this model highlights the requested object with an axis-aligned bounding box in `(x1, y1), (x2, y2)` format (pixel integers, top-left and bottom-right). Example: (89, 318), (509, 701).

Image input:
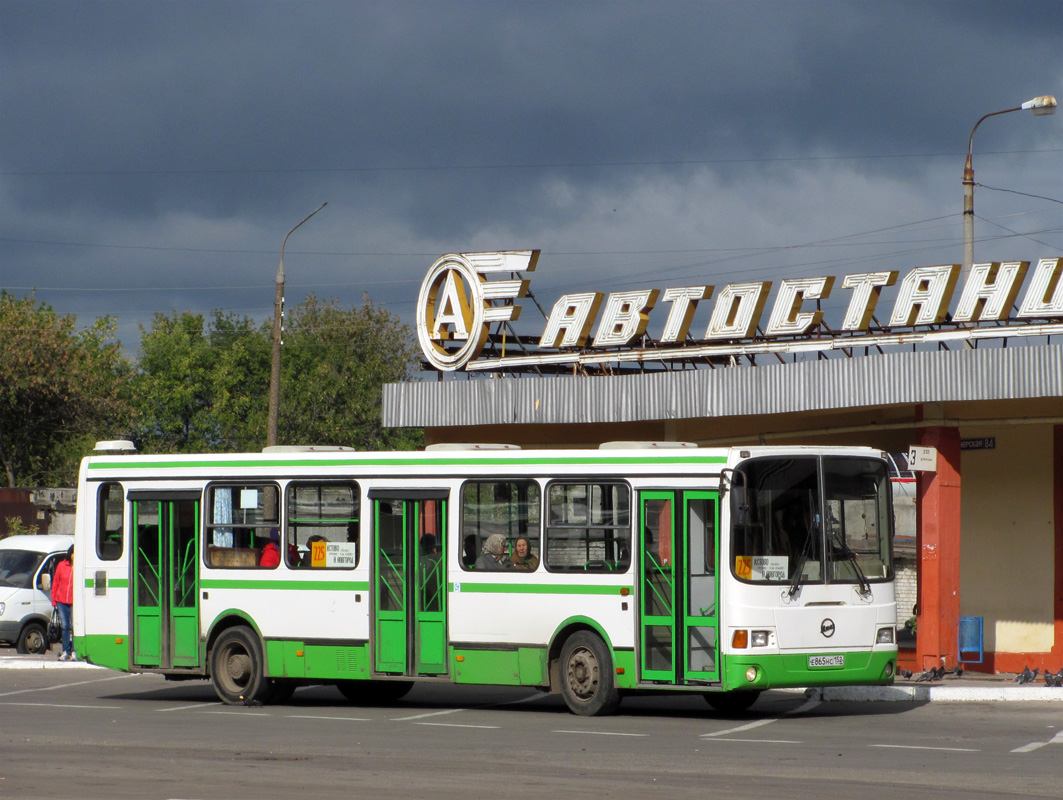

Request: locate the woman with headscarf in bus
(474, 534), (512, 570)
(511, 537), (539, 571)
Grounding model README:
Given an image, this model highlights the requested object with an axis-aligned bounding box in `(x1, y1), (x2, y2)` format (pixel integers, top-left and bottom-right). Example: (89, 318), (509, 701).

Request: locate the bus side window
(460, 480), (541, 573)
(97, 482), (125, 561)
(545, 482), (630, 573)
(286, 481), (359, 569)
(204, 484), (280, 569)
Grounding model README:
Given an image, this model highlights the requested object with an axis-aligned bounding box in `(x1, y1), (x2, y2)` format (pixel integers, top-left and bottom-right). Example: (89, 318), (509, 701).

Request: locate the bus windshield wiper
(832, 531), (872, 597)
(787, 552), (807, 598)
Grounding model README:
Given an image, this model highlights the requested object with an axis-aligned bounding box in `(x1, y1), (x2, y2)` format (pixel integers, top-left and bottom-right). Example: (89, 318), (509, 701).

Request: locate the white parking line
(1011, 730), (1063, 753)
(709, 738), (802, 744)
(0, 701), (121, 709)
(391, 708), (464, 721)
(0, 673), (131, 698)
(205, 710), (270, 717)
(702, 718), (779, 738)
(554, 730), (649, 737)
(416, 722), (499, 729)
(870, 744), (979, 753)
(287, 714), (371, 722)
(700, 695), (820, 739)
(159, 702), (219, 712)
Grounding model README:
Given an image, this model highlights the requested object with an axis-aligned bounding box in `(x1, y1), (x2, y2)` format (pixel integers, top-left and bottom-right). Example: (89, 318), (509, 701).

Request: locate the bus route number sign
(309, 541), (357, 568)
(735, 555), (788, 581)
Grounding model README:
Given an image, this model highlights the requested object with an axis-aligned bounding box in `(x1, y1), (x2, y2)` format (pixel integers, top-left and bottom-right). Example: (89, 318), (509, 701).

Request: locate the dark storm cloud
(1, 0), (1060, 348)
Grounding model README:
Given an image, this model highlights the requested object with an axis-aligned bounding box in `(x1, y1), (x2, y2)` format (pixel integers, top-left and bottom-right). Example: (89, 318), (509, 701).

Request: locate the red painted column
(1052, 425), (1063, 667)
(915, 426), (962, 670)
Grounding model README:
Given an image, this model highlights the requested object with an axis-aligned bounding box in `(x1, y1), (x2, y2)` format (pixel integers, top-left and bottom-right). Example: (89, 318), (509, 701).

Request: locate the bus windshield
(730, 456), (892, 586)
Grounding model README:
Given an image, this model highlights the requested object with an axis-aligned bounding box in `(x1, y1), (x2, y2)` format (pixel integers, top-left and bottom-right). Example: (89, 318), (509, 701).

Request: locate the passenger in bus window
(511, 537), (538, 571)
(462, 535), (478, 568)
(260, 528), (281, 568)
(474, 534), (512, 570)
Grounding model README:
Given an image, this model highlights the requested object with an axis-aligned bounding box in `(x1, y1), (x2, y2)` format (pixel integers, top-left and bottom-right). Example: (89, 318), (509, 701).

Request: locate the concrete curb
(0, 656), (103, 670)
(812, 684), (1063, 702)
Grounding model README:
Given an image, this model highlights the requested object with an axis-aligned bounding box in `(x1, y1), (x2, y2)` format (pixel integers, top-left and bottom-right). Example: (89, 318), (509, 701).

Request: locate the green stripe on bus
(199, 579), (370, 591)
(87, 454), (728, 470)
(85, 578), (129, 588)
(449, 582), (630, 595)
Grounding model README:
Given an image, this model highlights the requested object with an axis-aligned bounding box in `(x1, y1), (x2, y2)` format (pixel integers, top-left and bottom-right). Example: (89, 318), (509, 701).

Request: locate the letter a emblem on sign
(415, 251), (538, 371)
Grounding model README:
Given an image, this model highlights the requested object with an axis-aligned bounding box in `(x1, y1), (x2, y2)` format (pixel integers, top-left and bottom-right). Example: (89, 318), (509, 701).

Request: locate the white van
(0, 534), (74, 654)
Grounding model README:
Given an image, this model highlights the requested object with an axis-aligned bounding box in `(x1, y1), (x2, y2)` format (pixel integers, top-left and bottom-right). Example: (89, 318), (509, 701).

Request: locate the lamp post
(963, 95), (1056, 275)
(267, 202), (327, 448)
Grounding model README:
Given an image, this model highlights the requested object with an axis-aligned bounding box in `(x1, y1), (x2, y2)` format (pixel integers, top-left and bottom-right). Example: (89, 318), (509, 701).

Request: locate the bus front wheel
(210, 627), (267, 705)
(559, 631), (620, 716)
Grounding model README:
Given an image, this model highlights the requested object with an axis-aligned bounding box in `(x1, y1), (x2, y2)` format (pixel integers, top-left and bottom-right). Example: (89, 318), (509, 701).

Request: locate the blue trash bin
(958, 616), (983, 664)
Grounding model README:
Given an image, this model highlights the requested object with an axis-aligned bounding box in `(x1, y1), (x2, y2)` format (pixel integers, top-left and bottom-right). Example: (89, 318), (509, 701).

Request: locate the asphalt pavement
(4, 649), (1061, 702)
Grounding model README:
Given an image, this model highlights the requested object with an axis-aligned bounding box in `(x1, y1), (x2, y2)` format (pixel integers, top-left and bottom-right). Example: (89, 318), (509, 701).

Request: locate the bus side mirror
(40, 573), (52, 592)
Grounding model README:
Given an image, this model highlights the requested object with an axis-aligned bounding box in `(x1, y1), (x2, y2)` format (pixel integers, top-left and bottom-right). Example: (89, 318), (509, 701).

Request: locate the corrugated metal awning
(382, 344), (1063, 428)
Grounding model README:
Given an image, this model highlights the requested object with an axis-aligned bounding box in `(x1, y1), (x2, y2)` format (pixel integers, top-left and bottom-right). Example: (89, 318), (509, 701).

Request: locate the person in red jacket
(259, 529), (281, 568)
(51, 545), (75, 661)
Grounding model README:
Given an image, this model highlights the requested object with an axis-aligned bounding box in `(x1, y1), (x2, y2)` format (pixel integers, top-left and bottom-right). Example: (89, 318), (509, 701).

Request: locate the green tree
(279, 295), (423, 450)
(0, 292), (133, 487)
(131, 311), (270, 453)
(209, 313), (272, 450)
(129, 297), (421, 455)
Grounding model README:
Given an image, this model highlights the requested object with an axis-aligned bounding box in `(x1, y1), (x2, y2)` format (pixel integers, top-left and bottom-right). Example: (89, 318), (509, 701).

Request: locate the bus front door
(638, 491), (720, 684)
(130, 492), (201, 669)
(371, 494), (447, 677)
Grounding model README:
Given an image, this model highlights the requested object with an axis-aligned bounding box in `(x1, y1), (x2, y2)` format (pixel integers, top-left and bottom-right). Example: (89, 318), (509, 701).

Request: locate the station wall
(959, 423), (1056, 654)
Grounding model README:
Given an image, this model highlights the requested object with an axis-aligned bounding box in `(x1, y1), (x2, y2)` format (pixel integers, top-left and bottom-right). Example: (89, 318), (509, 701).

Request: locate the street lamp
(267, 202), (328, 448)
(963, 95), (1056, 275)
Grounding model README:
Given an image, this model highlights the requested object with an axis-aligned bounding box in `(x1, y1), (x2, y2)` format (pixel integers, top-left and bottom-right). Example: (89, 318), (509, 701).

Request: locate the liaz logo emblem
(415, 251), (538, 371)
(820, 618), (836, 638)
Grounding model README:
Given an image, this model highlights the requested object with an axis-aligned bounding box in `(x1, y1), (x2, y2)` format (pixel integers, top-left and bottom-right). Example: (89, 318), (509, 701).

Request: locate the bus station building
(383, 251), (1063, 675)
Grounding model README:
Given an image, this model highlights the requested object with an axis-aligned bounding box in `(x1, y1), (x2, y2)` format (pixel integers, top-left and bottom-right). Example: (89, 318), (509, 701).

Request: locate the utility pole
(267, 202), (327, 448)
(962, 95), (1055, 280)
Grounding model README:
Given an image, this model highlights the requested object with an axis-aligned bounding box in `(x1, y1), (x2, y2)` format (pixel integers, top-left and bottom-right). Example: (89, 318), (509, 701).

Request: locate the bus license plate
(809, 655), (845, 668)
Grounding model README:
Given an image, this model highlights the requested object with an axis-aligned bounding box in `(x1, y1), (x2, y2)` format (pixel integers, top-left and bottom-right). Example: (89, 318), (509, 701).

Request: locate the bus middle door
(638, 490), (720, 685)
(371, 492), (448, 678)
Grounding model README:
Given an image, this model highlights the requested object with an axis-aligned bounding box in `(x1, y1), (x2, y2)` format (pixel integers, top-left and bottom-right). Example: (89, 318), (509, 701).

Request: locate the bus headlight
(876, 627), (894, 644)
(751, 630), (770, 647)
(745, 666), (759, 682)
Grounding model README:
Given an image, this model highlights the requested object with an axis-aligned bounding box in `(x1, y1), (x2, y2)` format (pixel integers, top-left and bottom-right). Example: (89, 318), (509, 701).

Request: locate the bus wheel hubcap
(567, 648), (599, 699)
(227, 652), (251, 683)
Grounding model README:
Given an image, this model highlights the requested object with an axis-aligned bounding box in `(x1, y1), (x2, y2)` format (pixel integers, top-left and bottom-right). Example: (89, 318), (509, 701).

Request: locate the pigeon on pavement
(1014, 665), (1039, 685)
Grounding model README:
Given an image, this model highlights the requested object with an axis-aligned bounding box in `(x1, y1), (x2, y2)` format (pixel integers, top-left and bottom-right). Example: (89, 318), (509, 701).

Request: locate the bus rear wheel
(210, 627), (268, 705)
(559, 631), (620, 716)
(704, 690), (761, 715)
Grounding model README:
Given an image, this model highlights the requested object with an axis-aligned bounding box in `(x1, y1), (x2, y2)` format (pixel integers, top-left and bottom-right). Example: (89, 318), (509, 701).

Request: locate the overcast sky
(2, 0), (1060, 363)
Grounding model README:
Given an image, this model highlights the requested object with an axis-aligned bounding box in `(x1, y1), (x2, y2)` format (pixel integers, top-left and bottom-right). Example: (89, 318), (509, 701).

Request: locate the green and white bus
(72, 440), (896, 715)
